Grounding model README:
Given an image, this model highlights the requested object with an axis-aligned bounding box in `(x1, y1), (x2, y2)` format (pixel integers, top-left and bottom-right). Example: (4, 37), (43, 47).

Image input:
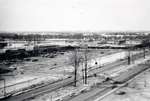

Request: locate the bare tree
(69, 48), (83, 87)
(69, 45), (92, 86)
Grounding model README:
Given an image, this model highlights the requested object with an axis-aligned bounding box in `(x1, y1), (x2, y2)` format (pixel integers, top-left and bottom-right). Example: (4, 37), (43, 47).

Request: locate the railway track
(88, 50), (150, 76)
(1, 50), (150, 101)
(67, 58), (150, 101)
(90, 63), (150, 101)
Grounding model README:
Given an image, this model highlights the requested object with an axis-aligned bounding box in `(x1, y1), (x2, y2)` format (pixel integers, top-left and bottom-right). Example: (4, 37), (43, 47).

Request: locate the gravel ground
(23, 50), (146, 101)
(0, 49), (119, 98)
(24, 76), (104, 101)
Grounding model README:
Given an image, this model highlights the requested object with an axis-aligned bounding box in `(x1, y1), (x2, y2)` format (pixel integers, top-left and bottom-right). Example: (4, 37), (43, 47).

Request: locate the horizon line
(0, 30), (150, 34)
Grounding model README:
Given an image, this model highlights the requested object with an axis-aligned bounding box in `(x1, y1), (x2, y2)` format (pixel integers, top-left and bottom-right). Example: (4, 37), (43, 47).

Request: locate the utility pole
(80, 58), (85, 84)
(84, 47), (88, 84)
(143, 48), (146, 59)
(82, 64), (85, 84)
(33, 35), (36, 56)
(127, 38), (132, 65)
(127, 48), (131, 65)
(74, 48), (78, 87)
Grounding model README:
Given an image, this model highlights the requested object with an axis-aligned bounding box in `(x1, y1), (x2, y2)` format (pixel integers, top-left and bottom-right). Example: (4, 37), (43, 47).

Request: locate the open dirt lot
(0, 49), (121, 97)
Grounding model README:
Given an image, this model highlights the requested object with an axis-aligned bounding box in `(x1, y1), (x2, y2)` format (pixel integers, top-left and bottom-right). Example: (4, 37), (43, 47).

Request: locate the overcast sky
(0, 0), (150, 32)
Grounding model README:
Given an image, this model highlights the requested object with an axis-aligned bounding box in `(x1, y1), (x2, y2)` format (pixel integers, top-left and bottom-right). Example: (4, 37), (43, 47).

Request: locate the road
(92, 64), (150, 101)
(66, 58), (150, 101)
(1, 50), (149, 101)
(88, 50), (149, 76)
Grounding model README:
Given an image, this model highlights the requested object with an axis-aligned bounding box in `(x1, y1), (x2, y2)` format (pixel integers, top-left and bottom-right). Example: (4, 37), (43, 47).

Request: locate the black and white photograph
(0, 0), (150, 101)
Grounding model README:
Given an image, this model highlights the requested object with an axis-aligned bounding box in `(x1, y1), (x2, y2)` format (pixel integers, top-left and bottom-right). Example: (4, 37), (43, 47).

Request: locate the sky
(0, 0), (150, 32)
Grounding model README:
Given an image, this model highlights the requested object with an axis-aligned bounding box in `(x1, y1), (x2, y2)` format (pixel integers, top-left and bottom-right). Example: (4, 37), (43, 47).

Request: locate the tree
(69, 45), (90, 86)
(69, 48), (83, 87)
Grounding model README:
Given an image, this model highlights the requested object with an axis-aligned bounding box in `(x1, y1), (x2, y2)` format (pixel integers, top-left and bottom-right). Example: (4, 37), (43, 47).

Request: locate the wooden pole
(74, 49), (77, 87)
(144, 48), (146, 59)
(84, 48), (87, 84)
